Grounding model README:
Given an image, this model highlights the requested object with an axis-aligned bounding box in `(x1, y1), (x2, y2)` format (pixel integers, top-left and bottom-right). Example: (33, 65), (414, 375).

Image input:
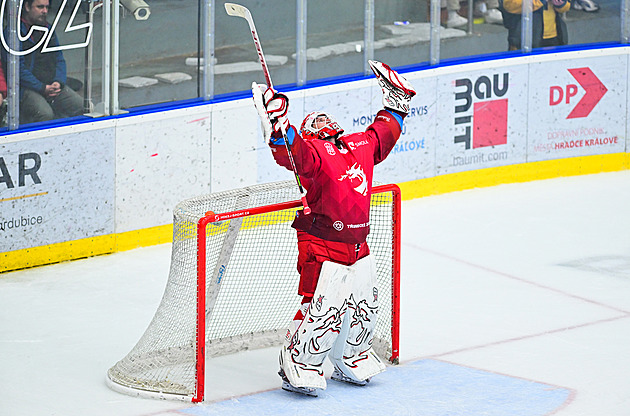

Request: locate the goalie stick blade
(224, 3), (250, 19)
(224, 2), (273, 88)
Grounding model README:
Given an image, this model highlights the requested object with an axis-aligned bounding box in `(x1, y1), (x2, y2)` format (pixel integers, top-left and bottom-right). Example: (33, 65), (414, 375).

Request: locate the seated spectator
(2, 0), (83, 124)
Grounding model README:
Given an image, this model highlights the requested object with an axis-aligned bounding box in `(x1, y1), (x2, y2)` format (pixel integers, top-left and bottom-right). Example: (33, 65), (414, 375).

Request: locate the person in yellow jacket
(541, 0), (570, 46)
(499, 0), (570, 50)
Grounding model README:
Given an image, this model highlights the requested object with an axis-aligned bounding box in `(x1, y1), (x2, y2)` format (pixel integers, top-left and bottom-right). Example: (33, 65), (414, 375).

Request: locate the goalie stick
(225, 2), (311, 215)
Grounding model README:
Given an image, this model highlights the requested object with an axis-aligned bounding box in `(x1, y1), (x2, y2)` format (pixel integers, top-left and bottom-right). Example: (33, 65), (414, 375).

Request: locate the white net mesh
(107, 180), (398, 401)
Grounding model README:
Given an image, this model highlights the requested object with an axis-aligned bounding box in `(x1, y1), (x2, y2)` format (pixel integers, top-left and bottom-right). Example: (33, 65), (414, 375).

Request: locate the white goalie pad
(329, 255), (386, 382)
(281, 255), (385, 389)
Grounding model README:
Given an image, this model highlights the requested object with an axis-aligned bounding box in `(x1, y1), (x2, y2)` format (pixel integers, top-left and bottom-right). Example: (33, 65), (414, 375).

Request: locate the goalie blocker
(280, 255), (386, 393)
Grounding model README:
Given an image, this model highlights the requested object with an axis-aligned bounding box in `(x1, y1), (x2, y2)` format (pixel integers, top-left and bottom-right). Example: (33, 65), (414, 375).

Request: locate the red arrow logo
(566, 67), (607, 119)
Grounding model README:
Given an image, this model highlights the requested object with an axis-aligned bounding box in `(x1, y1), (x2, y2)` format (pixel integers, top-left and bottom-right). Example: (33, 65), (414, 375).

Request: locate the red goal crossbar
(194, 184), (401, 402)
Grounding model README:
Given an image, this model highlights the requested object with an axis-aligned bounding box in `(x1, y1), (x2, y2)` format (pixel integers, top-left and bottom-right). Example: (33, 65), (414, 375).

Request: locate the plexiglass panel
(58, 0), (103, 116)
(0, 0), (626, 133)
(303, 0), (365, 82)
(215, 0), (297, 95)
(498, 0), (621, 52)
(373, 0), (431, 69)
(563, 0), (620, 45)
(116, 0), (200, 108)
(2, 0), (92, 128)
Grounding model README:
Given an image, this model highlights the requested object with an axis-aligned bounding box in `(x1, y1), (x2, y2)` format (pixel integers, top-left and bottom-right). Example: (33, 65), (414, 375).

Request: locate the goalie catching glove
(252, 82), (290, 143)
(368, 60), (416, 115)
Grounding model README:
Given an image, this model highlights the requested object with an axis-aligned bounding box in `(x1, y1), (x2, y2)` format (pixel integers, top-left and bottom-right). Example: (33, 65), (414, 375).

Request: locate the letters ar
(0, 152), (42, 189)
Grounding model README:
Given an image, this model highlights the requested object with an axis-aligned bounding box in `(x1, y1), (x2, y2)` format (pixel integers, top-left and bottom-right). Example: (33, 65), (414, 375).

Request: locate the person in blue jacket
(2, 0), (83, 123)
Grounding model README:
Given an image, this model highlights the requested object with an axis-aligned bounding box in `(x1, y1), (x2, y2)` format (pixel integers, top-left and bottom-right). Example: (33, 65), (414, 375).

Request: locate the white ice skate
(278, 369), (318, 397)
(331, 367), (370, 386)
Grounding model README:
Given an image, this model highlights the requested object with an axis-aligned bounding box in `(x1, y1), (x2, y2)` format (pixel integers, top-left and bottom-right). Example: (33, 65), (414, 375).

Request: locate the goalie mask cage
(106, 180), (401, 402)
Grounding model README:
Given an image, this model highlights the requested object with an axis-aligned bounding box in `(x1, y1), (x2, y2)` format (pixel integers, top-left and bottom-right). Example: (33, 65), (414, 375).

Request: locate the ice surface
(1, 171), (629, 416)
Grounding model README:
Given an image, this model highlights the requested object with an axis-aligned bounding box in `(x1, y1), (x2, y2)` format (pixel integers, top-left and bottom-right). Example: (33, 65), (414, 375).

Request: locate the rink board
(1, 47), (629, 271)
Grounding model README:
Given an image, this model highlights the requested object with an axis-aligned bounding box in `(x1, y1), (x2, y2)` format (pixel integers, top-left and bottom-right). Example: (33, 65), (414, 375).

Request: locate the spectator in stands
(499, 0), (570, 50)
(442, 0), (468, 28)
(477, 0), (504, 24)
(541, 0), (570, 46)
(2, 0), (83, 123)
(441, 0), (503, 28)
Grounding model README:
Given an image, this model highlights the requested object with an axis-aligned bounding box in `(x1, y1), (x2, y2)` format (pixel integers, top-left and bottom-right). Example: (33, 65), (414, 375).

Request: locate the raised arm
(366, 60), (417, 163)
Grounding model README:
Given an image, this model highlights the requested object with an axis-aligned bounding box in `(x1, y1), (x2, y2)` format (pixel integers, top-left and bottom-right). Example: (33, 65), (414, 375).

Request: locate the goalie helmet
(300, 111), (344, 141)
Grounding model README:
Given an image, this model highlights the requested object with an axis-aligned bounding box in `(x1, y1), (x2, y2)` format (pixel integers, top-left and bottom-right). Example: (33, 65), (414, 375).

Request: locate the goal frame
(192, 183), (401, 402)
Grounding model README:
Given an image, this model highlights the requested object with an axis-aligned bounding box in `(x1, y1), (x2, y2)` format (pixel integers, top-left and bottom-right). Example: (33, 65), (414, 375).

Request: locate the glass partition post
(6, 0), (19, 130)
(363, 0), (374, 75)
(430, 0), (441, 65)
(202, 0), (215, 99)
(296, 0), (307, 86)
(91, 0), (111, 116)
(467, 0), (474, 34)
(84, 1), (96, 114)
(521, 0), (533, 52)
(623, 0), (630, 43)
(110, 0), (122, 114)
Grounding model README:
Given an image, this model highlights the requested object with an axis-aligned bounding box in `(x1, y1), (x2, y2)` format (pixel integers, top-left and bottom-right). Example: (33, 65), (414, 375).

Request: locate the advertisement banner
(376, 76), (437, 183)
(211, 98), (277, 193)
(0, 129), (115, 252)
(116, 109), (212, 231)
(527, 54), (627, 161)
(435, 64), (529, 175)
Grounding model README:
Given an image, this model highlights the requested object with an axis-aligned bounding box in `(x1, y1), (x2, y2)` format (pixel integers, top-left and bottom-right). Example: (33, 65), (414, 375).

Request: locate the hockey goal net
(106, 180), (401, 402)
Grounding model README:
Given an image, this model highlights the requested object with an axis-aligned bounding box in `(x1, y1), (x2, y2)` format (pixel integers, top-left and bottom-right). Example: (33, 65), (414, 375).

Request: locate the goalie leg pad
(280, 260), (355, 389)
(329, 255), (386, 382)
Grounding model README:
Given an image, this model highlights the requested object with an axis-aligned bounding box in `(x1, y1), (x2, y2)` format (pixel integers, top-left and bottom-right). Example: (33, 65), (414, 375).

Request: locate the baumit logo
(453, 73), (509, 150)
(549, 67), (607, 119)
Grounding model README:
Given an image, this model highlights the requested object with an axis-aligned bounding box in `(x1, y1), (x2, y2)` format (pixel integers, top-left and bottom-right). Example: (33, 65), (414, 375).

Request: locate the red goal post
(107, 181), (401, 403)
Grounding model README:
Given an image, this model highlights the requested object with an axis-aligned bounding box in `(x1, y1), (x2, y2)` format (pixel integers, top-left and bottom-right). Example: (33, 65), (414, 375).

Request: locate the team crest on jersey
(324, 141), (336, 155)
(333, 221), (344, 231)
(338, 163), (368, 196)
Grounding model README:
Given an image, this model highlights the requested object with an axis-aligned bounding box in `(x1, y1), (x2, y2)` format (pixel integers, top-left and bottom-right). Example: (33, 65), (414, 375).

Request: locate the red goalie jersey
(270, 109), (404, 245)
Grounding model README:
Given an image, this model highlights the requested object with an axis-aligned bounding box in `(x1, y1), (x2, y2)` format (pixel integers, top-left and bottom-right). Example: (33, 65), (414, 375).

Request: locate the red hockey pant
(295, 230), (370, 299)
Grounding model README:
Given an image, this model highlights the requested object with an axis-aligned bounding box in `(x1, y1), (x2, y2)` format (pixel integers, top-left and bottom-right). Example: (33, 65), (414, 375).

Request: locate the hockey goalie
(252, 61), (416, 396)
